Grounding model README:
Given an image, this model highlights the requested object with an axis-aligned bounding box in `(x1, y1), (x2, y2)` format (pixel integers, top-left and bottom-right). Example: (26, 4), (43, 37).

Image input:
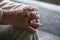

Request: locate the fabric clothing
(0, 9), (3, 23)
(0, 0), (39, 40)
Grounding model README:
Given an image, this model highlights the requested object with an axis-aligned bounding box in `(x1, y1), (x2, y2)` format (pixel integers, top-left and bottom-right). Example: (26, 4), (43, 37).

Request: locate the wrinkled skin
(2, 5), (42, 32)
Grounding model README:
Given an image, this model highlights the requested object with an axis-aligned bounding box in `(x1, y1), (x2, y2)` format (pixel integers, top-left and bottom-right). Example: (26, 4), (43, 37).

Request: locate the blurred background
(12, 0), (60, 5)
(38, 0), (60, 5)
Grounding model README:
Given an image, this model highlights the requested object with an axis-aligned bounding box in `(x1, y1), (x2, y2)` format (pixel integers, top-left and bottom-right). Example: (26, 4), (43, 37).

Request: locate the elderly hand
(2, 5), (42, 32)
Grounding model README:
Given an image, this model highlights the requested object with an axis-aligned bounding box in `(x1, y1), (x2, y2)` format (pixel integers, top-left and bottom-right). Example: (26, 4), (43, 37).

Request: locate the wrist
(1, 10), (12, 24)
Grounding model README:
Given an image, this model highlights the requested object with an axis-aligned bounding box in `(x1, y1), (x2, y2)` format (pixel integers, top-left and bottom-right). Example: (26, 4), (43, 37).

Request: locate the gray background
(38, 0), (60, 5)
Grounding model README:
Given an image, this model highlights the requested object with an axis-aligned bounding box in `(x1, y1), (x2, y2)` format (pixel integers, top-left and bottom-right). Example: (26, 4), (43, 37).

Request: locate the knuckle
(30, 5), (39, 11)
(26, 5), (39, 11)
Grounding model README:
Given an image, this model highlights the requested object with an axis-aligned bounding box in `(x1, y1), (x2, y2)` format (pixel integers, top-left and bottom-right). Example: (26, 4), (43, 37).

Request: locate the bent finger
(23, 5), (39, 12)
(29, 11), (40, 20)
(26, 26), (37, 33)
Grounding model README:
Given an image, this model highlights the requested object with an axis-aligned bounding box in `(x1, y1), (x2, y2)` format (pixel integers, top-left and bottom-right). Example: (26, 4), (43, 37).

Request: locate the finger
(29, 20), (42, 29)
(26, 26), (37, 32)
(29, 5), (39, 11)
(31, 23), (42, 29)
(34, 14), (40, 20)
(23, 5), (39, 12)
(29, 11), (40, 20)
(35, 19), (40, 23)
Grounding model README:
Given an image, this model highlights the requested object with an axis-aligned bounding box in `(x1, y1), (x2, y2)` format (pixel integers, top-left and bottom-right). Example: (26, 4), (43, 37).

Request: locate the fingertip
(27, 26), (37, 32)
(39, 23), (42, 27)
